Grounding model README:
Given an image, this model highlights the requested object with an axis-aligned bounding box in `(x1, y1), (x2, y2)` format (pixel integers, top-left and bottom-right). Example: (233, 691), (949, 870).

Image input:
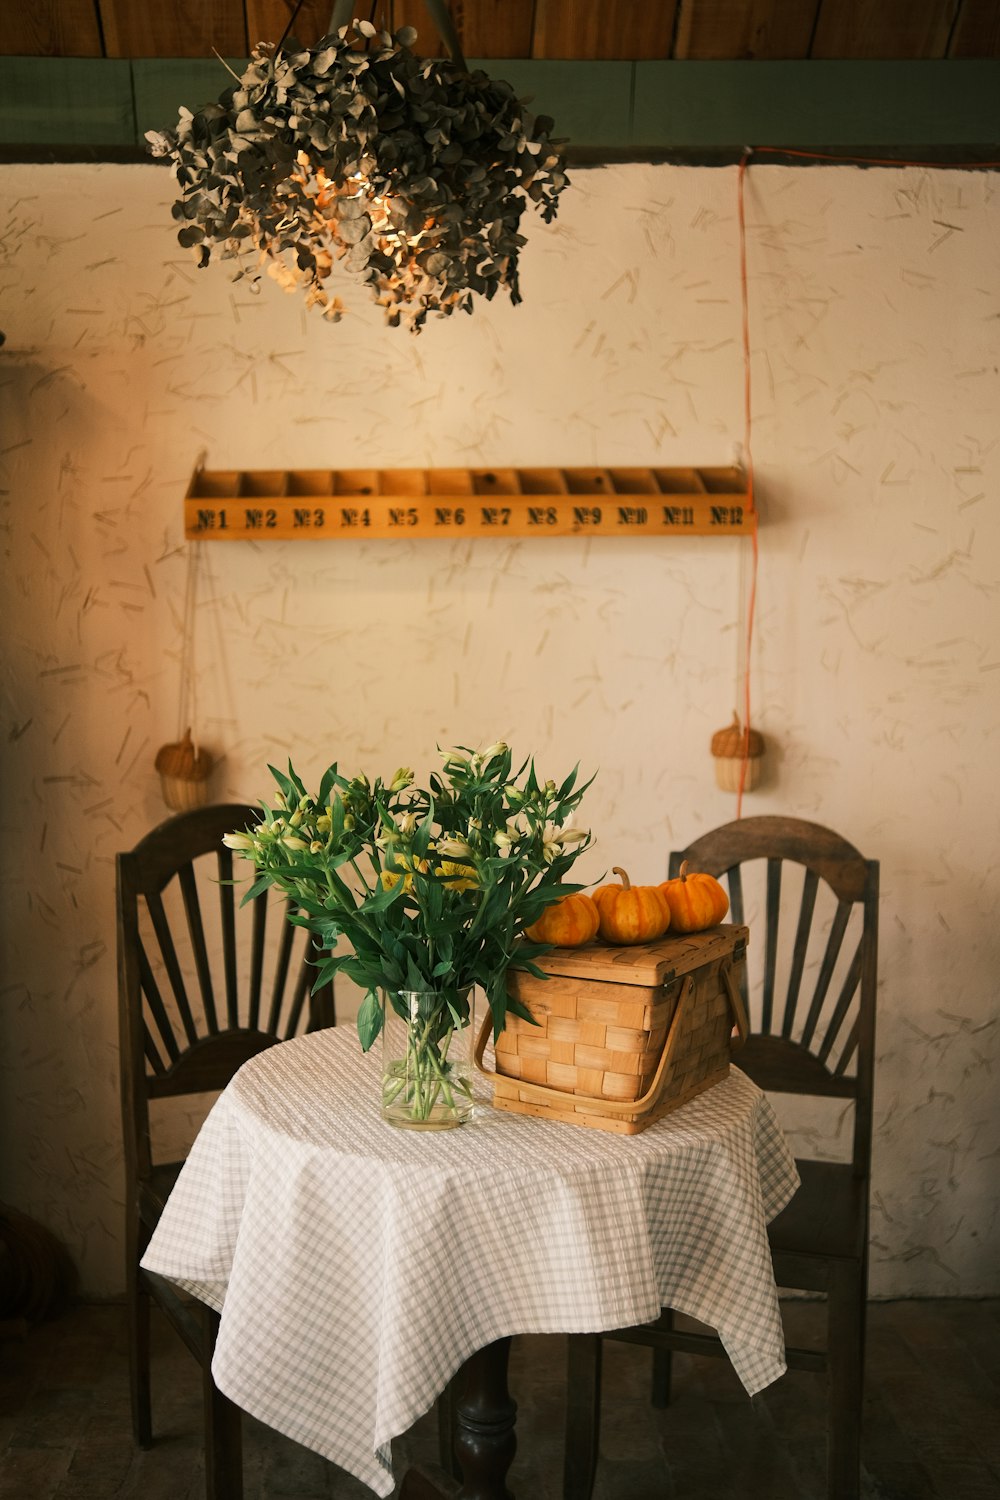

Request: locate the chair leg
(651, 1308), (676, 1408)
(826, 1262), (865, 1500)
(126, 1220), (153, 1449)
(564, 1334), (602, 1500)
(202, 1310), (243, 1500)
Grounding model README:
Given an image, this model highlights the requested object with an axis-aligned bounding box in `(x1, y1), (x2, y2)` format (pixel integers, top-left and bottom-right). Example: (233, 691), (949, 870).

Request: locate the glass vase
(380, 987), (476, 1130)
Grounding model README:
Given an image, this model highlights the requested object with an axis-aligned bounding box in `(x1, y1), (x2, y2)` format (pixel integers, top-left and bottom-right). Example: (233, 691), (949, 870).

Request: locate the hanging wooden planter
(184, 464), (755, 540)
(711, 713), (765, 792)
(155, 729), (215, 811)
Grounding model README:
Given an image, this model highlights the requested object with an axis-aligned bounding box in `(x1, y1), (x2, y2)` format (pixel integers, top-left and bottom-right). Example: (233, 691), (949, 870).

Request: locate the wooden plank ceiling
(3, 0), (999, 60)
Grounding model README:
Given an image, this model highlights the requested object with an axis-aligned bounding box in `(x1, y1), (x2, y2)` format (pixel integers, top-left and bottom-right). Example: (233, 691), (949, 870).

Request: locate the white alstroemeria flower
(316, 815), (332, 833)
(222, 831), (257, 852)
(288, 809), (305, 827)
(282, 835), (309, 851)
(389, 767), (413, 792)
(493, 829), (514, 850)
(556, 827), (588, 845)
(397, 811), (417, 836)
(309, 840), (323, 854)
(438, 835), (473, 858)
(481, 741), (508, 764)
(541, 823), (589, 864)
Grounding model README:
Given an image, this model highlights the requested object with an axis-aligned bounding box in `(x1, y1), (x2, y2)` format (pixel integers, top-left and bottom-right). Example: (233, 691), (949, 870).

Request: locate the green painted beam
(467, 59), (633, 149)
(0, 57), (997, 159)
(132, 58), (249, 141)
(0, 57), (134, 146)
(632, 61), (1000, 148)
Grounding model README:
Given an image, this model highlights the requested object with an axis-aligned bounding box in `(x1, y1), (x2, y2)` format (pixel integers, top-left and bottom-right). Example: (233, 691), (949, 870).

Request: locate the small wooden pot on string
(155, 728), (214, 811)
(711, 712), (765, 793)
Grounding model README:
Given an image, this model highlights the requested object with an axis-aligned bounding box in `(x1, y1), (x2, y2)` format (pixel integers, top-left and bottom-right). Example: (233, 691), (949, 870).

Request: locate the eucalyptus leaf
(337, 213), (372, 244)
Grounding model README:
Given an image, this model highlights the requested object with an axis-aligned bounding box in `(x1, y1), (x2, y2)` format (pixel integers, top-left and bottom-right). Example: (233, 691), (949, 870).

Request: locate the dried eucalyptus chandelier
(147, 1), (570, 332)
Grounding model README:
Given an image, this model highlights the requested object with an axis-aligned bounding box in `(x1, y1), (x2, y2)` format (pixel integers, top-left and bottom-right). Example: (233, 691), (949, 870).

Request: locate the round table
(142, 1025), (799, 1498)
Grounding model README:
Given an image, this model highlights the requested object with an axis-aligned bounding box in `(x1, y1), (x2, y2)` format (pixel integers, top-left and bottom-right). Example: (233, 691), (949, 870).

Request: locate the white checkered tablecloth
(142, 1026), (799, 1498)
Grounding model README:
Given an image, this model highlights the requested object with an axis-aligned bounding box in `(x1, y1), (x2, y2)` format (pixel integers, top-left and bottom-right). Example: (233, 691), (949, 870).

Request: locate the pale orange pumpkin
(660, 861), (729, 933)
(525, 891), (600, 947)
(593, 867), (670, 946)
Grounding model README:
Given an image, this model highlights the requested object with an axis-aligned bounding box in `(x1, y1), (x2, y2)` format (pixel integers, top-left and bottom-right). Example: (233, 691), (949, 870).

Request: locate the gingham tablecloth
(142, 1026), (799, 1497)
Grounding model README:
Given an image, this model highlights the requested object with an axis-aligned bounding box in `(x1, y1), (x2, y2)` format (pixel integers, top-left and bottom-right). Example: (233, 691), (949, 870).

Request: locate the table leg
(400, 1338), (517, 1500)
(453, 1337), (517, 1500)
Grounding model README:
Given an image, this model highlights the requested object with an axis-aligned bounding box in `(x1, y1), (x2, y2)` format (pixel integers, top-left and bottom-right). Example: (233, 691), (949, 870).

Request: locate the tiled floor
(2, 1298), (999, 1499)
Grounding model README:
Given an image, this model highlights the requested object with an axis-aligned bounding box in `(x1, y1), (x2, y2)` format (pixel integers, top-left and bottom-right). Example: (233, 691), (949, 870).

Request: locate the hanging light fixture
(147, 2), (570, 333)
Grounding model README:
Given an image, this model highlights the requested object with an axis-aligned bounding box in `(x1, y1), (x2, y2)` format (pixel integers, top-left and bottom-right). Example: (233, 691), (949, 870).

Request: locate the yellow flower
(380, 869), (414, 893)
(437, 860), (479, 892)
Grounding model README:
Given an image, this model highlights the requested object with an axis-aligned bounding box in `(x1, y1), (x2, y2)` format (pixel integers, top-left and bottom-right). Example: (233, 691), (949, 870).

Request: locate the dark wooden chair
(565, 815), (879, 1500)
(117, 803), (335, 1500)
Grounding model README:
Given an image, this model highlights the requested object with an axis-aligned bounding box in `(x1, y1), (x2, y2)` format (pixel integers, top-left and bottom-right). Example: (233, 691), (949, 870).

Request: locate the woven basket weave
(477, 926), (749, 1135)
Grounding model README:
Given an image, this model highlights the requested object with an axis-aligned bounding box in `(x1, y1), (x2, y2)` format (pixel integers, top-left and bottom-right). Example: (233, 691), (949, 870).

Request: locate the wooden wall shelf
(184, 465), (754, 540)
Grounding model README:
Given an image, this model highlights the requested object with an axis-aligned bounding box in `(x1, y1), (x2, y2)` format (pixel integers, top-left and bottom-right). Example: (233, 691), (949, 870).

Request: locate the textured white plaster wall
(0, 160), (997, 1299)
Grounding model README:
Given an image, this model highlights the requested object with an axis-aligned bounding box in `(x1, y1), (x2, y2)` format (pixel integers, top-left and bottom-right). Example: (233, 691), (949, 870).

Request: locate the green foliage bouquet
(225, 745), (594, 1111)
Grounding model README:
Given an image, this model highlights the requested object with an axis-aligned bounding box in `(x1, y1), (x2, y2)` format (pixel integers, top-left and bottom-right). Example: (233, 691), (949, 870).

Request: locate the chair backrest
(117, 803), (335, 1182)
(669, 816), (879, 1175)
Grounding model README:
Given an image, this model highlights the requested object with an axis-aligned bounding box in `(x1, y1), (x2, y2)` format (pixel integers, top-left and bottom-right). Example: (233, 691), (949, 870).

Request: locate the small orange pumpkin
(593, 867), (670, 946)
(525, 892), (600, 948)
(660, 861), (729, 933)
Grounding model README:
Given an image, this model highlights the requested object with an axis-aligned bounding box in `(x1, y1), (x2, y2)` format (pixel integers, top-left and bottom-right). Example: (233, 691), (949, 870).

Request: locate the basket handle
(720, 958), (750, 1049)
(475, 975), (696, 1118)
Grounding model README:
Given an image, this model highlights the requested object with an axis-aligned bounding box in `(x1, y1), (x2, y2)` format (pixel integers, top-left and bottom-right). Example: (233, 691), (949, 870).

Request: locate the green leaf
(317, 762), (340, 807)
(238, 871), (275, 906)
(357, 990), (383, 1051)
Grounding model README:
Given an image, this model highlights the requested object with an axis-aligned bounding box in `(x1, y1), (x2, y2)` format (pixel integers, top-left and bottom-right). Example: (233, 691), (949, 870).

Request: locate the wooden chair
(565, 815), (879, 1500)
(117, 803), (335, 1500)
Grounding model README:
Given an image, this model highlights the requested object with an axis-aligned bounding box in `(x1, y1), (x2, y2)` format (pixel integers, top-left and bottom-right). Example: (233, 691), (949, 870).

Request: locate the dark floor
(2, 1299), (999, 1499)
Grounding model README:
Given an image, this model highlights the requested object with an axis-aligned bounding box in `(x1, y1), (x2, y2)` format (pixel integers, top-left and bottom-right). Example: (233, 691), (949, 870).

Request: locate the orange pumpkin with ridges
(660, 861), (729, 933)
(593, 868), (670, 946)
(525, 891), (600, 947)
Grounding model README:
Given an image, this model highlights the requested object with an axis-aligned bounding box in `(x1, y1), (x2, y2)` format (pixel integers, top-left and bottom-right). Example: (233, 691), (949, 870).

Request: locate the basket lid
(526, 924), (749, 986)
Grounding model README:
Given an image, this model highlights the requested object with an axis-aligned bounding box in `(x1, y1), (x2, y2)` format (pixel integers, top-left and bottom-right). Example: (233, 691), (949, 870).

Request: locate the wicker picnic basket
(476, 925), (750, 1135)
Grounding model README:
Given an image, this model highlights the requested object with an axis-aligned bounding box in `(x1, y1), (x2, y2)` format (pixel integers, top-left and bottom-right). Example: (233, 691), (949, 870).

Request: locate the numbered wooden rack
(185, 465), (754, 540)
